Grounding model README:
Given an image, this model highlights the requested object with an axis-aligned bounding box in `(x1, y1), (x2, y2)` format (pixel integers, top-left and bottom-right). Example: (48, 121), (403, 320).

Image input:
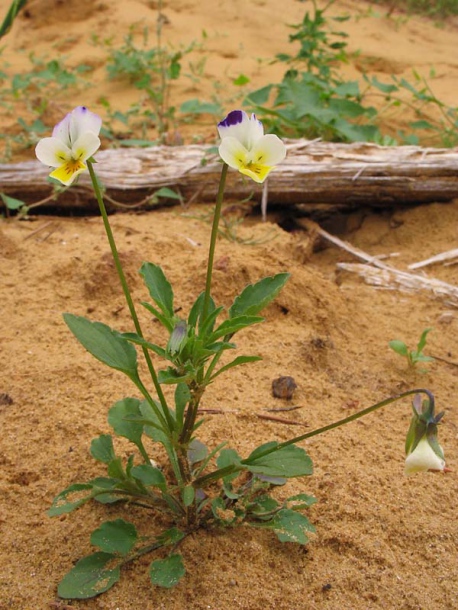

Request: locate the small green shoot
(389, 328), (435, 369)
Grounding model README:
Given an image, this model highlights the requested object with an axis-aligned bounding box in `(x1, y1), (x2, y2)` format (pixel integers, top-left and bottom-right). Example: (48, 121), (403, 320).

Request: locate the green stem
(201, 163), (228, 323)
(176, 163), (229, 451)
(193, 389), (433, 488)
(87, 161), (175, 433)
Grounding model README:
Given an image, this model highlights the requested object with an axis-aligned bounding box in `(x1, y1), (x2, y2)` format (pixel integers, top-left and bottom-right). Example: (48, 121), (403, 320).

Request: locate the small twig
(23, 220), (56, 240)
(265, 405), (303, 413)
(257, 413), (308, 427)
(197, 408), (239, 414)
(430, 354), (458, 368)
(40, 222), (61, 242)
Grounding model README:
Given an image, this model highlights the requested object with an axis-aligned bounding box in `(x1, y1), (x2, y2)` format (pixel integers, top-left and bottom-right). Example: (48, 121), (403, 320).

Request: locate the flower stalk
(86, 160), (174, 432)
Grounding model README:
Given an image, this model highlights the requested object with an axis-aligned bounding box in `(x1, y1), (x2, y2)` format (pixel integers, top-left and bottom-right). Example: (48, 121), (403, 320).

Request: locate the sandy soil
(0, 1), (457, 609)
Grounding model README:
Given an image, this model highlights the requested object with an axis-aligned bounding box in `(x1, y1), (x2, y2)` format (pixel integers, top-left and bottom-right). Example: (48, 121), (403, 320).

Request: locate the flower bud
(167, 320), (188, 356)
(404, 393), (446, 476)
(405, 437), (445, 475)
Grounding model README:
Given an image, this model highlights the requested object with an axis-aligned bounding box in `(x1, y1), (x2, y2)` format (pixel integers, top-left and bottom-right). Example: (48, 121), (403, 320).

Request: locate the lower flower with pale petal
(405, 437), (445, 475)
(404, 393), (446, 475)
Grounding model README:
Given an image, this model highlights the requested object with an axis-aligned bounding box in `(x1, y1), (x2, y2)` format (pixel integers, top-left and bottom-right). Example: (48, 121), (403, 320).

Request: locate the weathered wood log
(1, 140), (458, 213)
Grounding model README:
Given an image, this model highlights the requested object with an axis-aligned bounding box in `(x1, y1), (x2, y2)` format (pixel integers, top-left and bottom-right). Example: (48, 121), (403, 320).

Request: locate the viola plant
(36, 107), (447, 600)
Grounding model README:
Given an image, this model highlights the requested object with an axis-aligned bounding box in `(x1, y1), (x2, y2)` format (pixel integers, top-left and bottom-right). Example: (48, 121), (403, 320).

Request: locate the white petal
(245, 113), (264, 149)
(218, 136), (248, 169)
(217, 110), (263, 150)
(69, 106), (102, 144)
(405, 438), (445, 475)
(35, 137), (71, 167)
(71, 132), (101, 161)
(52, 112), (72, 147)
(249, 134), (286, 166)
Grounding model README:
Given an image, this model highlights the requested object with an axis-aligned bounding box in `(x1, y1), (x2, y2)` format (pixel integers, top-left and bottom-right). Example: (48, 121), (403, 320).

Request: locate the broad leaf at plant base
(90, 518), (138, 555)
(250, 508), (315, 545)
(149, 554), (186, 588)
(57, 552), (121, 599)
(243, 442), (313, 478)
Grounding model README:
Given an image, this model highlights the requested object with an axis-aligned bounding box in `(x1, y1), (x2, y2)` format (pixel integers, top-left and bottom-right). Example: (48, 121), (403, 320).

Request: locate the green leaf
(121, 332), (167, 358)
(139, 262), (174, 318)
(180, 99), (221, 115)
(251, 508), (315, 544)
(48, 483), (95, 517)
(107, 457), (125, 480)
(174, 383), (191, 430)
(210, 315), (264, 341)
(0, 0), (28, 40)
(130, 464), (166, 491)
(244, 443), (313, 478)
(233, 73), (250, 86)
(90, 519), (138, 555)
(182, 485), (195, 507)
(410, 120), (434, 130)
(1, 193), (25, 210)
(90, 434), (116, 464)
(328, 97), (366, 118)
(108, 397), (144, 446)
(370, 76), (398, 94)
(229, 273), (290, 319)
(389, 340), (409, 356)
(153, 187), (182, 200)
(188, 439), (208, 465)
(158, 366), (193, 384)
(248, 495), (280, 518)
(416, 328), (432, 353)
(63, 314), (138, 377)
(58, 552), (121, 599)
(287, 493), (317, 510)
(216, 448), (242, 483)
(245, 84), (273, 105)
(149, 554), (186, 588)
(141, 301), (174, 332)
(157, 527), (186, 546)
(210, 355), (262, 381)
(89, 477), (122, 505)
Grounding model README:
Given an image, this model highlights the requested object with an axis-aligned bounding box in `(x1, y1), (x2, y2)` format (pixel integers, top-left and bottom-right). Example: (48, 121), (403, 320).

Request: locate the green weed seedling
(389, 328), (435, 370)
(101, 11), (198, 143)
(244, 0), (458, 147)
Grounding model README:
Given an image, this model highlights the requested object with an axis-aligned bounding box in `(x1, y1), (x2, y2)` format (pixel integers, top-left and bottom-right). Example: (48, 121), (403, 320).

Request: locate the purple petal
(217, 110), (246, 130)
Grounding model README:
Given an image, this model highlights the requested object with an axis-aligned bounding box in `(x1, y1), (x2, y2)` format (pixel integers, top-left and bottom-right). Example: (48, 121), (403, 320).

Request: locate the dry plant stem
(86, 161), (174, 434)
(194, 388), (434, 488)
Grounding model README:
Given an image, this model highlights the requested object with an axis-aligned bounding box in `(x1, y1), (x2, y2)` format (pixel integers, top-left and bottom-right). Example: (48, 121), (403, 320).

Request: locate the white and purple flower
(35, 106), (102, 186)
(217, 110), (286, 183)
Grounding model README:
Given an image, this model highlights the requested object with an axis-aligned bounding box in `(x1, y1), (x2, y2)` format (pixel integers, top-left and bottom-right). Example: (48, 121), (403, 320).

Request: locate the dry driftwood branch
(1, 140), (458, 212)
(302, 219), (458, 307)
(336, 262), (458, 307)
